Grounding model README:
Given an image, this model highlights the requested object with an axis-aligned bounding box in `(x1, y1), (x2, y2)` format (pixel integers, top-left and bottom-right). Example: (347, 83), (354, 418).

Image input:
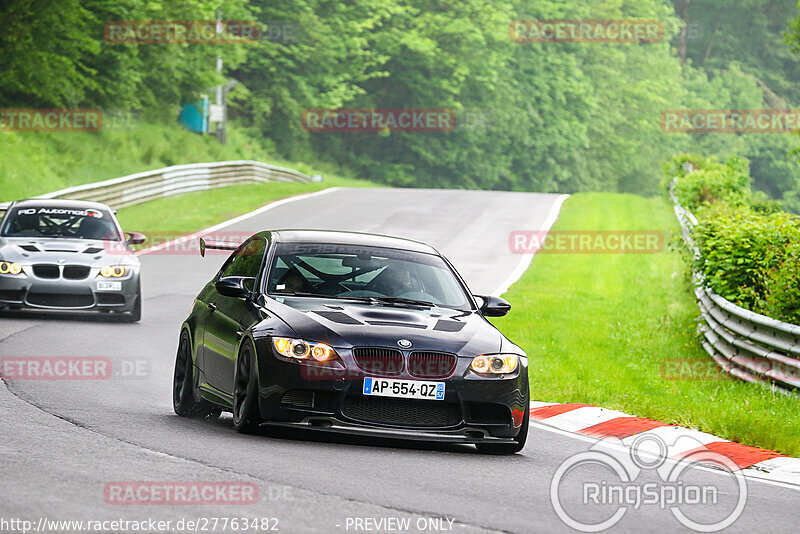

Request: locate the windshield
(0, 206), (122, 241)
(266, 243), (472, 310)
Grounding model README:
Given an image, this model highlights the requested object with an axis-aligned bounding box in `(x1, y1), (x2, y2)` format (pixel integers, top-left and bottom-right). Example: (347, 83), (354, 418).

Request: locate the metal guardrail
(16, 160), (313, 210)
(671, 181), (800, 393)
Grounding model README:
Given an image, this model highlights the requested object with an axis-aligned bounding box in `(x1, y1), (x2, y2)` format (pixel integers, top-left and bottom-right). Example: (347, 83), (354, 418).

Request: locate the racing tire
(475, 403), (529, 455)
(232, 340), (262, 434)
(173, 330), (219, 419)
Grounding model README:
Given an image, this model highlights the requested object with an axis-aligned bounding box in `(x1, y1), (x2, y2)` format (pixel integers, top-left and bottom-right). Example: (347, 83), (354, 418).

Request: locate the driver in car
(275, 268), (310, 294)
(371, 266), (414, 296)
(9, 214), (40, 236)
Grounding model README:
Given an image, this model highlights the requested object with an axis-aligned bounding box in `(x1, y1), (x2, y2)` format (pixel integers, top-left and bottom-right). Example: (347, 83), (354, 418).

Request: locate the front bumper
(253, 339), (529, 442)
(0, 270), (139, 313)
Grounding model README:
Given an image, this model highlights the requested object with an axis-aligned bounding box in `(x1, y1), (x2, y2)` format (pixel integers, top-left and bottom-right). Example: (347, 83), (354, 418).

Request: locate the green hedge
(670, 154), (800, 324)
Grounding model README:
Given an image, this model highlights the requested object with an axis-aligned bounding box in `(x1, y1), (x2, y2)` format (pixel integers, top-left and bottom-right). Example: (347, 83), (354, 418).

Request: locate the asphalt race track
(1, 188), (799, 533)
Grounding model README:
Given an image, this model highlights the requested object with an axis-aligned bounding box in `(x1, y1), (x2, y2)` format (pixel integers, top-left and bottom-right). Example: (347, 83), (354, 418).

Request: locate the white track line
(491, 193), (569, 296)
(135, 187), (341, 256)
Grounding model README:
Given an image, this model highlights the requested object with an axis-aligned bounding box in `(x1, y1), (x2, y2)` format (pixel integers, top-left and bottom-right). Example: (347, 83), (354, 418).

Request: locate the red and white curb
(530, 401), (800, 487)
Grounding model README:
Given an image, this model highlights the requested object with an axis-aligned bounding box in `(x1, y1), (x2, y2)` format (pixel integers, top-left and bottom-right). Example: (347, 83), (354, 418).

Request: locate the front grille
(63, 265), (90, 280)
(0, 289), (24, 302)
(281, 390), (316, 408)
(33, 264), (60, 279)
(464, 402), (511, 425)
(26, 292), (94, 308)
(408, 351), (457, 378)
(96, 293), (125, 305)
(342, 396), (460, 427)
(352, 347), (403, 376)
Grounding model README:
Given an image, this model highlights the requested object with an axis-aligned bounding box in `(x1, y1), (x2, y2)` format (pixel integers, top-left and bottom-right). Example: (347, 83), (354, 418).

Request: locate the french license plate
(363, 377), (445, 401)
(96, 281), (121, 291)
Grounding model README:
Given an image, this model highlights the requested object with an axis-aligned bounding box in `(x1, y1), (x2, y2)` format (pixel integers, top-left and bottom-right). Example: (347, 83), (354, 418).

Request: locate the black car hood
(261, 296), (508, 356)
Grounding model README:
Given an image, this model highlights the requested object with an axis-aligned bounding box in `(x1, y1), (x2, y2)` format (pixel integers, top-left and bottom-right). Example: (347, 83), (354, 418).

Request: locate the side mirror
(475, 294), (511, 317)
(125, 231), (146, 245)
(215, 276), (255, 299)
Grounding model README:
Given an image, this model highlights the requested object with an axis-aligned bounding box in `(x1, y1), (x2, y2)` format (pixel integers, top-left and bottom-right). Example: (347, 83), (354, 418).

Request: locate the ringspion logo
(301, 109), (456, 132)
(0, 109), (102, 132)
(551, 435), (747, 531)
(104, 21), (259, 44)
(661, 110), (800, 133)
(510, 19), (664, 43)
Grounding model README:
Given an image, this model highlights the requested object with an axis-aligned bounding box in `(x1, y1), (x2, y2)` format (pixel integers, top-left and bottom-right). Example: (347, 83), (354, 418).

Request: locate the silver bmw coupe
(0, 199), (145, 321)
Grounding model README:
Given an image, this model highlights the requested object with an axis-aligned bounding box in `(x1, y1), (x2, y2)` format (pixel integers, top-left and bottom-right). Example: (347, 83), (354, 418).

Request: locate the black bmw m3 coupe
(173, 229), (529, 453)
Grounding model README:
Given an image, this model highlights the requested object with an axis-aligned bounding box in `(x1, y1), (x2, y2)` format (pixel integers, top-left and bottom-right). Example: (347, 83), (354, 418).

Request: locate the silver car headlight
(0, 261), (23, 275)
(99, 265), (126, 278)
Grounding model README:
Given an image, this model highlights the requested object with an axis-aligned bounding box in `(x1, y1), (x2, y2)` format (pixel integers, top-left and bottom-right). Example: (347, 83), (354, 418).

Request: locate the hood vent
(433, 320), (465, 333)
(83, 247), (103, 254)
(19, 244), (40, 252)
(366, 320), (427, 329)
(313, 310), (362, 325)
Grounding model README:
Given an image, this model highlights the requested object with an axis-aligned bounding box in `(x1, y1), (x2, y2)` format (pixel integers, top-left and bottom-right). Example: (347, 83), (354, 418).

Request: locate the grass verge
(494, 192), (800, 455)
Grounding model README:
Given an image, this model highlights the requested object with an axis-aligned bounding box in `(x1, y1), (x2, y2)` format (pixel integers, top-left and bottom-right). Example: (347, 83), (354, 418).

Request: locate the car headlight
(273, 337), (338, 362)
(0, 261), (23, 275)
(470, 354), (519, 375)
(99, 265), (126, 278)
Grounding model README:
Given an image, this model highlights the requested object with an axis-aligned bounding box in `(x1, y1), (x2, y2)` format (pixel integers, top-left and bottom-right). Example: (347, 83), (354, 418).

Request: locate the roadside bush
(669, 152), (800, 324)
(765, 242), (800, 324)
(692, 206), (800, 314)
(672, 155), (751, 212)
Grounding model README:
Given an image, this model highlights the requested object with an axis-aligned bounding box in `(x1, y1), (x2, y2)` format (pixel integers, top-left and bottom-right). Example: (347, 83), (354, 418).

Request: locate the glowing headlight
(273, 337), (338, 362)
(100, 265), (126, 278)
(470, 354), (519, 375)
(0, 261), (23, 275)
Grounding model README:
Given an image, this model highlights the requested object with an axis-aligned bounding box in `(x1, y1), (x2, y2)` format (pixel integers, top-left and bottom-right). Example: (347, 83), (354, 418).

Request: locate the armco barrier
(671, 181), (800, 393)
(7, 160), (312, 210)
